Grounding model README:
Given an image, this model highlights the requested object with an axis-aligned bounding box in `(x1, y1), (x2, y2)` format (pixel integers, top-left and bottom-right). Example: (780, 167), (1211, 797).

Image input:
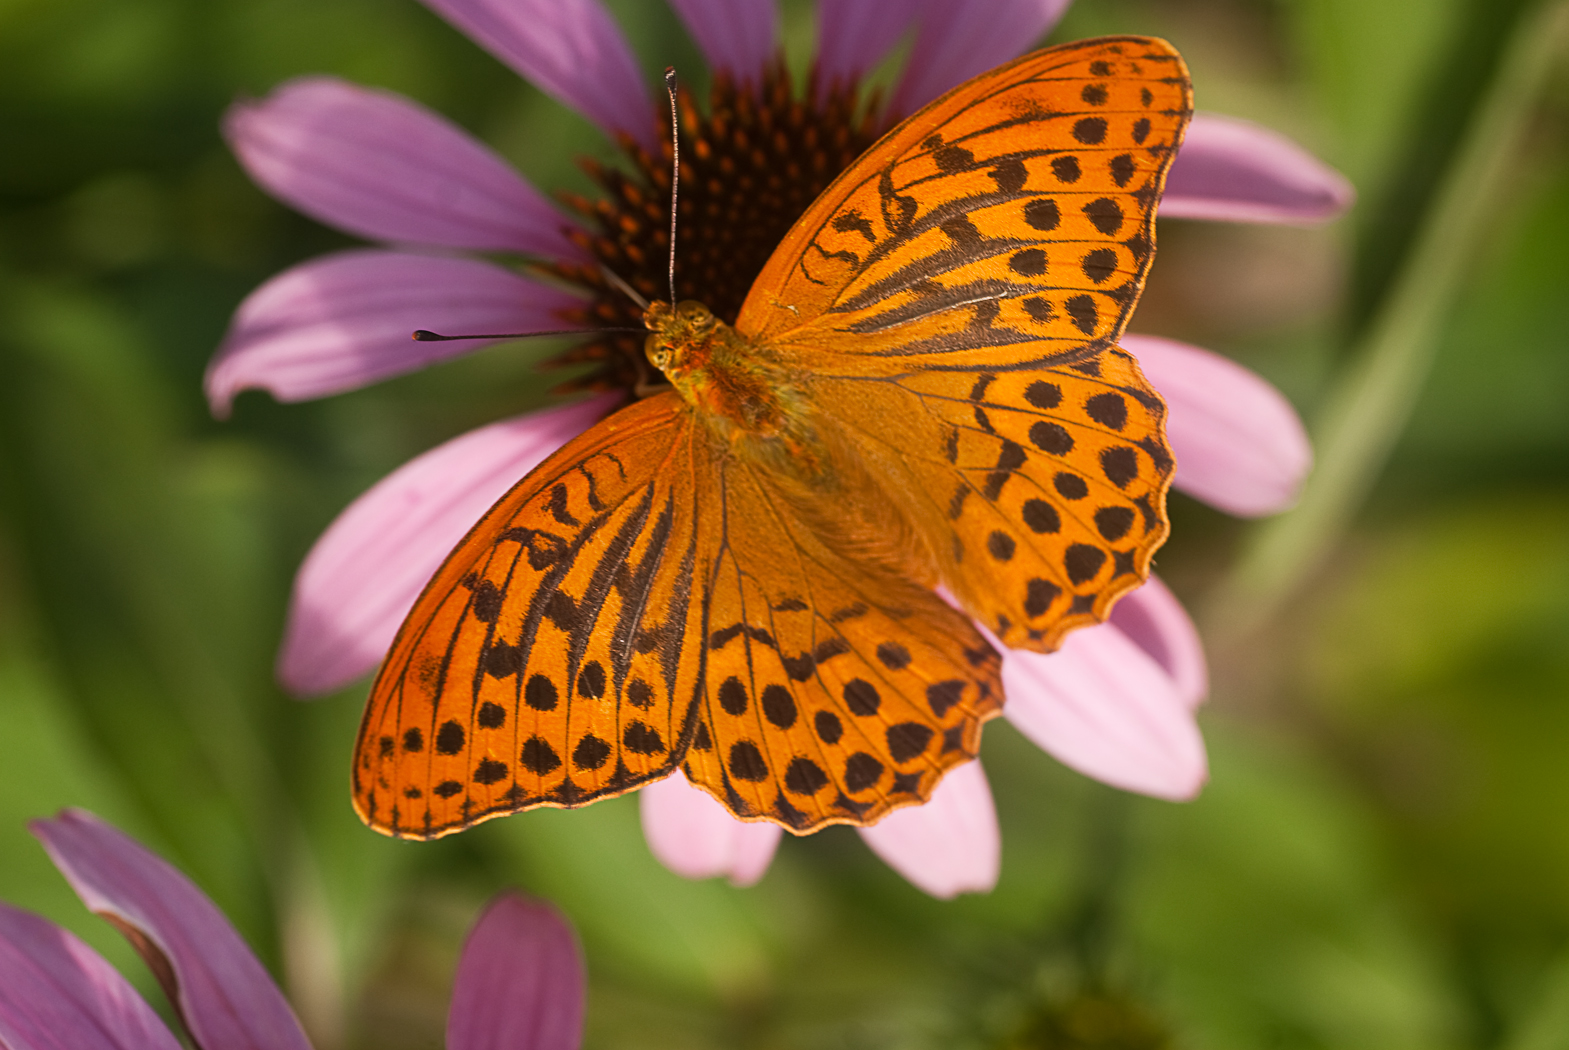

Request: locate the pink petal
(225, 77), (582, 258)
(30, 810), (312, 1050)
(639, 770), (781, 887)
(888, 0), (1071, 116)
(815, 0), (920, 87)
(0, 903), (182, 1050)
(1162, 112), (1356, 225)
(1122, 333), (1313, 518)
(419, 0), (656, 150)
(447, 892), (584, 1050)
(668, 0), (776, 80)
(278, 392), (621, 696)
(999, 622), (1208, 801)
(206, 249), (585, 416)
(856, 761), (999, 898)
(1106, 576), (1207, 710)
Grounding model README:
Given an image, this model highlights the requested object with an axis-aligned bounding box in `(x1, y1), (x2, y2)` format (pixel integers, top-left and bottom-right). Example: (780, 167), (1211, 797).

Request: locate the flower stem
(1206, 0), (1569, 636)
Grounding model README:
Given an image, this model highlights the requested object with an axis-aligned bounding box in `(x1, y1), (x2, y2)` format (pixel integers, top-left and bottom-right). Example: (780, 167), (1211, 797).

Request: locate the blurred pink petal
(279, 393), (621, 696)
(420, 0), (655, 150)
(448, 892), (584, 1050)
(225, 77), (581, 258)
(668, 0), (776, 80)
(1163, 112), (1356, 225)
(1123, 333), (1313, 517)
(1107, 576), (1207, 710)
(639, 770), (781, 887)
(889, 0), (1071, 116)
(30, 810), (312, 1050)
(0, 903), (182, 1050)
(816, 0), (920, 86)
(999, 621), (1208, 801)
(857, 761), (999, 898)
(206, 249), (585, 416)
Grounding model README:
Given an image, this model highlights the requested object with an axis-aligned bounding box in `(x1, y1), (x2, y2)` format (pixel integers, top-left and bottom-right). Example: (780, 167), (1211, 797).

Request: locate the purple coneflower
(207, 0), (1348, 897)
(0, 809), (585, 1050)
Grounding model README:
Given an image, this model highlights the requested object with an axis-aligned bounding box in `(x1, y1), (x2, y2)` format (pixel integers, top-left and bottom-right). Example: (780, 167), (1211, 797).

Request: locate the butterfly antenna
(664, 66), (680, 308)
(600, 265), (650, 311)
(412, 326), (643, 342)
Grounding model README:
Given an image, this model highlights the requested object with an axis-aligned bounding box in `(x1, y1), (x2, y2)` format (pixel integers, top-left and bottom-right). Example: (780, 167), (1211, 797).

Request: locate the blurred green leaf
(1215, 0), (1569, 632)
(479, 796), (782, 999)
(1128, 722), (1458, 1050)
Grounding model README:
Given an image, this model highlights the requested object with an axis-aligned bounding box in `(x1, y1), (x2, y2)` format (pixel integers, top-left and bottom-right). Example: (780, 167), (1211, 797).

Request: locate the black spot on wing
(887, 723), (934, 762)
(1066, 295), (1098, 335)
(1065, 545), (1107, 585)
(473, 759), (508, 785)
(933, 143), (975, 173)
(467, 578), (503, 623)
(832, 209), (875, 243)
(728, 740), (768, 782)
(1094, 506), (1136, 541)
(926, 680), (965, 717)
(1073, 117), (1107, 144)
(1082, 249), (1118, 284)
(1026, 579), (1060, 617)
(844, 753), (883, 792)
(991, 157), (1028, 192)
(436, 721), (465, 755)
(983, 441), (1027, 500)
(546, 484), (578, 526)
(1084, 199), (1124, 236)
(785, 757), (829, 795)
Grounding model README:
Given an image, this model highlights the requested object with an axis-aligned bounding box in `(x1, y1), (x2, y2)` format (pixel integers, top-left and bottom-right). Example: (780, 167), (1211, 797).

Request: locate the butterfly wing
(804, 344), (1173, 651)
(355, 36), (1189, 836)
(353, 394), (709, 838)
(681, 455), (1001, 831)
(734, 36), (1191, 650)
(354, 395), (1002, 838)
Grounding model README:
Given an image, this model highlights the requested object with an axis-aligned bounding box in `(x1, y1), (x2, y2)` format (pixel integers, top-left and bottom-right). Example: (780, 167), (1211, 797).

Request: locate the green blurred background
(1, 0), (1566, 1046)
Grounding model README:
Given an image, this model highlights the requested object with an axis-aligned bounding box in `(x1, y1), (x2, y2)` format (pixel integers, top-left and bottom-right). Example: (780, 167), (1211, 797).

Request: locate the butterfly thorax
(644, 300), (808, 448)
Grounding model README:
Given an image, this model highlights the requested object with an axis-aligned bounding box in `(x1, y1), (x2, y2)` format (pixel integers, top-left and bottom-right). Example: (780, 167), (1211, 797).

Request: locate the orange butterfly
(353, 36), (1193, 838)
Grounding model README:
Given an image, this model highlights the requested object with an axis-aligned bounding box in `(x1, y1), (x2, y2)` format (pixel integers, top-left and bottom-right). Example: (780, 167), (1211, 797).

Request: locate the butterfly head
(642, 299), (718, 378)
(642, 299), (802, 444)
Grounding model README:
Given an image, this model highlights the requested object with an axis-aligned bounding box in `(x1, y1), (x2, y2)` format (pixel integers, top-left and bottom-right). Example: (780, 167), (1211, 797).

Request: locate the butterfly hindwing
(808, 346), (1173, 651)
(681, 459), (1003, 830)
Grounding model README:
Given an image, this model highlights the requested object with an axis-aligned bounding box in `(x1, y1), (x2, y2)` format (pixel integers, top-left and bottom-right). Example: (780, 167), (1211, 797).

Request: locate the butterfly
(353, 36), (1193, 839)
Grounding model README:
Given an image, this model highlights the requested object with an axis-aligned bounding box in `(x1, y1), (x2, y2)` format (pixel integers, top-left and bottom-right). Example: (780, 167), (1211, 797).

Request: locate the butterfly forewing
(354, 395), (709, 838)
(740, 36), (1191, 358)
(735, 37), (1189, 650)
